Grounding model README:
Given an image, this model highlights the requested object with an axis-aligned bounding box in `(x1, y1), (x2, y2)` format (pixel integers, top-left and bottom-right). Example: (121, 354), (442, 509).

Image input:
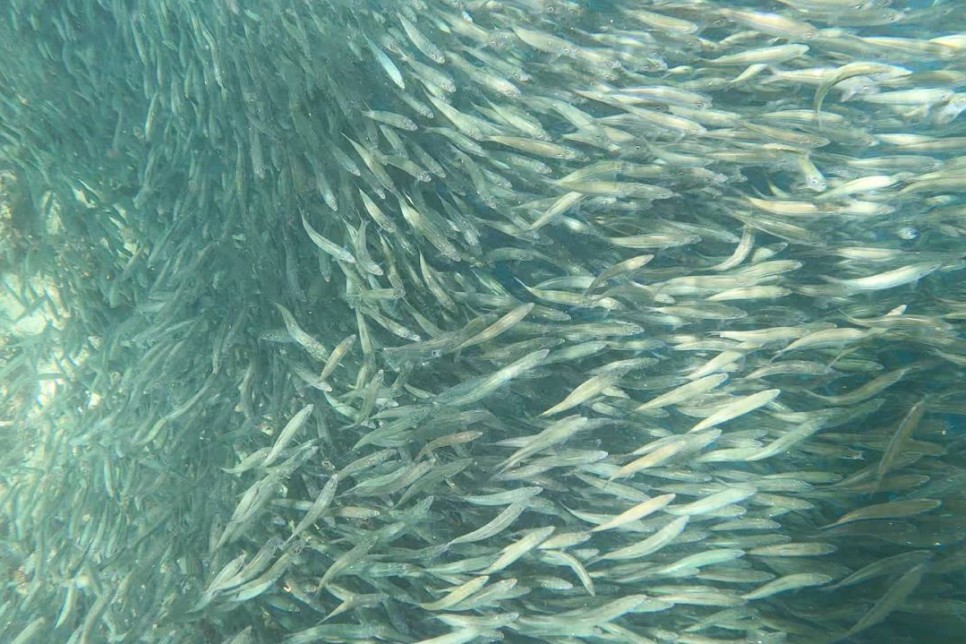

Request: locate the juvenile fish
(458, 303), (534, 350)
(813, 62), (910, 114)
(808, 367), (909, 406)
(365, 36), (405, 89)
(590, 494), (676, 533)
(742, 573), (832, 600)
(319, 335), (356, 383)
(708, 44), (809, 66)
(486, 135), (580, 160)
(876, 397), (927, 489)
(362, 109), (417, 131)
(435, 349), (549, 407)
(825, 550), (933, 591)
(498, 416), (603, 472)
(274, 303), (329, 363)
(301, 214), (355, 264)
(668, 487), (757, 516)
(262, 404), (314, 468)
(586, 254), (654, 294)
(450, 501), (527, 545)
(614, 431), (721, 479)
(655, 548), (746, 577)
(397, 14), (445, 64)
(539, 370), (628, 417)
(689, 390), (780, 433)
(284, 474), (340, 546)
(823, 262), (941, 293)
(636, 374), (729, 412)
(416, 431), (483, 461)
(482, 526), (556, 574)
(824, 498), (942, 528)
(461, 487), (543, 507)
(845, 564), (927, 638)
(778, 327), (869, 354)
(600, 516), (690, 561)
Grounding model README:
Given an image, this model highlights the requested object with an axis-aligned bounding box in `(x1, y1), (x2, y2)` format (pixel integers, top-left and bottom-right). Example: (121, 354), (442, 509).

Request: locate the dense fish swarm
(2, 0), (966, 642)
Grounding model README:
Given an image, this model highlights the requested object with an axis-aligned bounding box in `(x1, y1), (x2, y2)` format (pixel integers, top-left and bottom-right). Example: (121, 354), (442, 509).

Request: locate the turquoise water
(1, 1), (964, 642)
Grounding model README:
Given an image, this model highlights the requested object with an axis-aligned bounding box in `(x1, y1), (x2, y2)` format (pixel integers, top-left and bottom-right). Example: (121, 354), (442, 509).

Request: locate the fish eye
(897, 226), (919, 240)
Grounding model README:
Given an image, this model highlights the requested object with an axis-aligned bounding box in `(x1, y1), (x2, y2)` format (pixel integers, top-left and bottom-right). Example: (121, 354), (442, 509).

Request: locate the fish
(481, 526), (555, 574)
(876, 397), (928, 489)
(539, 370), (628, 417)
(635, 374), (730, 412)
(668, 487), (758, 517)
(823, 498), (942, 528)
(813, 62), (911, 115)
(365, 35), (405, 89)
(589, 494), (676, 533)
(688, 389), (780, 433)
(262, 404), (314, 468)
(742, 573), (833, 600)
(450, 502), (528, 546)
(458, 303), (534, 350)
(497, 415), (605, 473)
(319, 334), (357, 383)
(826, 550), (933, 591)
(708, 44), (810, 66)
(397, 13), (445, 64)
(821, 262), (943, 293)
(301, 214), (356, 264)
(614, 430), (721, 479)
(844, 564), (928, 638)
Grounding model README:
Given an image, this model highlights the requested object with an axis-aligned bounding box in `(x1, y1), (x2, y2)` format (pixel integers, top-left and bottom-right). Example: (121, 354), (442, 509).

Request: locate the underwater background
(1, 1), (966, 642)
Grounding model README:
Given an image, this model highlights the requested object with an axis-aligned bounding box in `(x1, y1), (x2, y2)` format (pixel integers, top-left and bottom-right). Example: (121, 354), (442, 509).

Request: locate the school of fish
(1, 0), (965, 642)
